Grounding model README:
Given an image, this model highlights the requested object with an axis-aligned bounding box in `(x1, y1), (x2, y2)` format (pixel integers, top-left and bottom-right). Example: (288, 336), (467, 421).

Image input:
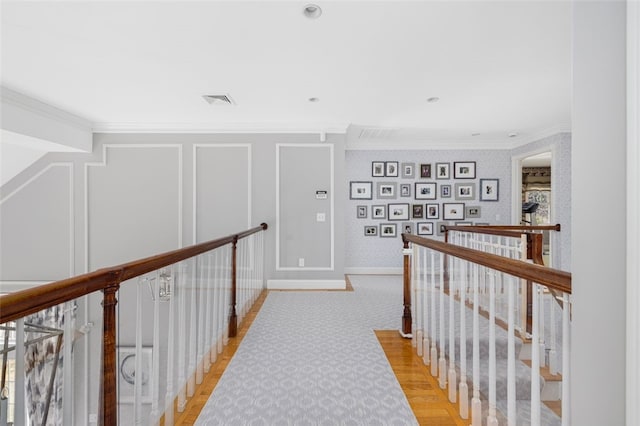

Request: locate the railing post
(99, 270), (122, 426)
(229, 236), (239, 338)
(401, 238), (412, 337)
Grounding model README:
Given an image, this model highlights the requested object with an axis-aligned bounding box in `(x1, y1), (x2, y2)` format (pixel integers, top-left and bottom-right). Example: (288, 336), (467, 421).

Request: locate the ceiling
(0, 1), (572, 147)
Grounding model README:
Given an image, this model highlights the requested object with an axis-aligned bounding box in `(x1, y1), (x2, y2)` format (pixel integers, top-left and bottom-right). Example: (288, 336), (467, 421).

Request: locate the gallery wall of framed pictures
(350, 159), (501, 239)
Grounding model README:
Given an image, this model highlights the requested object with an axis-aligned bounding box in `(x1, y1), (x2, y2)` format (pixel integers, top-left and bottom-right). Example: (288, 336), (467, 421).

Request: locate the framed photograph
(454, 182), (476, 200)
(441, 184), (451, 198)
(364, 226), (378, 236)
(476, 222), (490, 226)
(401, 222), (414, 235)
(453, 161), (476, 179)
(118, 347), (153, 404)
(412, 204), (424, 219)
(357, 205), (368, 219)
(372, 205), (386, 219)
(417, 222), (434, 236)
(401, 162), (415, 178)
(350, 181), (373, 200)
(443, 202), (465, 220)
(435, 162), (450, 179)
(372, 162), (385, 177)
(377, 182), (397, 199)
(388, 203), (410, 221)
(436, 221), (449, 236)
(380, 223), (397, 238)
(426, 203), (440, 219)
(385, 161), (399, 177)
(415, 182), (437, 200)
(466, 206), (481, 218)
(420, 163), (432, 178)
(479, 178), (500, 201)
(400, 183), (411, 197)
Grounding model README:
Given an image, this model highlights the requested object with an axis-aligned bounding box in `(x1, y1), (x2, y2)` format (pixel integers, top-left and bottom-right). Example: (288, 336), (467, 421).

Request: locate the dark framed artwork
(479, 178), (500, 201)
(380, 223), (397, 238)
(372, 205), (387, 219)
(426, 203), (439, 219)
(350, 181), (373, 200)
(412, 204), (424, 219)
(435, 162), (450, 179)
(443, 202), (465, 220)
(401, 222), (414, 235)
(377, 182), (397, 199)
(385, 161), (399, 177)
(440, 184), (451, 198)
(420, 163), (432, 178)
(401, 163), (415, 178)
(372, 162), (385, 177)
(417, 222), (434, 236)
(364, 226), (378, 236)
(415, 182), (437, 200)
(453, 161), (476, 179)
(454, 182), (476, 201)
(357, 205), (367, 219)
(388, 203), (410, 221)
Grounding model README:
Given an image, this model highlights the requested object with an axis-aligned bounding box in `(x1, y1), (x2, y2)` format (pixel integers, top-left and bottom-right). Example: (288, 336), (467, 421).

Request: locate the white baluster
(539, 287), (546, 367)
(448, 254), (457, 403)
(430, 250), (437, 376)
(459, 259), (469, 419)
(438, 252), (447, 389)
(196, 259), (205, 385)
(14, 319), (25, 426)
(135, 279), (144, 424)
(187, 259), (197, 397)
(151, 271), (161, 422)
(549, 290), (558, 375)
(422, 248), (430, 366)
(164, 266), (176, 426)
(562, 293), (571, 426)
(487, 263), (498, 426)
(177, 262), (187, 411)
(471, 260), (482, 426)
(415, 245), (423, 357)
(204, 254), (212, 373)
(508, 273), (516, 426)
(63, 301), (74, 422)
(530, 283), (541, 425)
(411, 244), (417, 349)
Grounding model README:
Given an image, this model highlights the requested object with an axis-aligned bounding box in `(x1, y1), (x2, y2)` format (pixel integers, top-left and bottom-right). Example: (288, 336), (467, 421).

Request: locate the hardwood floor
(375, 330), (469, 426)
(169, 290), (465, 425)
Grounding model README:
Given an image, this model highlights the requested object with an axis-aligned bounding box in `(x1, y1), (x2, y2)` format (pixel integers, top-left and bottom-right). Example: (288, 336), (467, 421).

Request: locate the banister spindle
(402, 239), (412, 337)
(229, 236), (239, 338)
(99, 270), (122, 426)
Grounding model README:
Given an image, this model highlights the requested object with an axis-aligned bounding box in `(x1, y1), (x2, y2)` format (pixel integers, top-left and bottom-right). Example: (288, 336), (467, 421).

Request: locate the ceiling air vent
(358, 128), (398, 140)
(202, 94), (235, 105)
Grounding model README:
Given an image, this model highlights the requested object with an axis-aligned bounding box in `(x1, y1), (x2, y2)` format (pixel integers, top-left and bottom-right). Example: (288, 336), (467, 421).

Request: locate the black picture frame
(415, 182), (437, 200)
(453, 161), (476, 179)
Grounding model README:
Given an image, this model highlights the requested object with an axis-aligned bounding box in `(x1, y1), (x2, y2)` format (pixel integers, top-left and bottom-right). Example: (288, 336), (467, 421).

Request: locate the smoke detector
(202, 94), (235, 105)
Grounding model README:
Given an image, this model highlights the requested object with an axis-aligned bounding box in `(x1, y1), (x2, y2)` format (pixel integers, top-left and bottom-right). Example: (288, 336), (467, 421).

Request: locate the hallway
(173, 276), (463, 425)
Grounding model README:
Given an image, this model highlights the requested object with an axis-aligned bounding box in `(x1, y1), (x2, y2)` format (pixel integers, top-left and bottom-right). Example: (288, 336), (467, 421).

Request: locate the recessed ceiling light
(427, 97), (440, 103)
(303, 4), (322, 19)
(508, 132), (519, 138)
(308, 97), (320, 102)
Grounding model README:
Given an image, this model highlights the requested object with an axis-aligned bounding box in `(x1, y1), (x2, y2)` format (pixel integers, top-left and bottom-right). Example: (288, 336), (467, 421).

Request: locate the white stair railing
(403, 231), (571, 426)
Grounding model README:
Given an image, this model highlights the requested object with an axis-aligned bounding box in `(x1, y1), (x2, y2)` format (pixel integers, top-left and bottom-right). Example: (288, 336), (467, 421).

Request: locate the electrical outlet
(298, 258), (305, 267)
(89, 414), (98, 423)
(316, 212), (326, 222)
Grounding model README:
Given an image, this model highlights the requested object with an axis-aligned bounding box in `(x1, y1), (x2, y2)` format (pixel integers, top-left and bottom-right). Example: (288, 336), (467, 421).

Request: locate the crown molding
(92, 121), (349, 135)
(1, 86), (92, 132)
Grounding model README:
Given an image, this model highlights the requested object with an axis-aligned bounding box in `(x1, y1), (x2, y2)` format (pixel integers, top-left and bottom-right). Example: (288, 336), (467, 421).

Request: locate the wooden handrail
(465, 224), (561, 231)
(402, 233), (571, 294)
(444, 224), (560, 238)
(0, 223), (268, 324)
(0, 222), (267, 426)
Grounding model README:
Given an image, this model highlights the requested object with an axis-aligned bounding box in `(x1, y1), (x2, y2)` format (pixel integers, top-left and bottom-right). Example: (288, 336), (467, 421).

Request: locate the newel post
(99, 270), (122, 426)
(229, 236), (239, 338)
(401, 238), (413, 337)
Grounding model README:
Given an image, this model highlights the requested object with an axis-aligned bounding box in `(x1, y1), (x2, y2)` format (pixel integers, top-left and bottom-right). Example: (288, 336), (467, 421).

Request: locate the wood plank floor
(375, 330), (469, 426)
(170, 290), (465, 425)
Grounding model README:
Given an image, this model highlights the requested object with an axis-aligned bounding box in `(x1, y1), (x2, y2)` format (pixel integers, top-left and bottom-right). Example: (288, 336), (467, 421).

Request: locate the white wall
(572, 2), (627, 424)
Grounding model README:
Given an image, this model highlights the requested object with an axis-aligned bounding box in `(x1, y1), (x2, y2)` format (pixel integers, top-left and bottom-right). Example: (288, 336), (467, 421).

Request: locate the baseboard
(267, 279), (346, 290)
(343, 267), (403, 275)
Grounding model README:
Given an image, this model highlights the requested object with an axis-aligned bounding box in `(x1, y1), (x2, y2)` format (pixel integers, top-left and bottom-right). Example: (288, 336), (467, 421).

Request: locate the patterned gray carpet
(195, 276), (418, 425)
